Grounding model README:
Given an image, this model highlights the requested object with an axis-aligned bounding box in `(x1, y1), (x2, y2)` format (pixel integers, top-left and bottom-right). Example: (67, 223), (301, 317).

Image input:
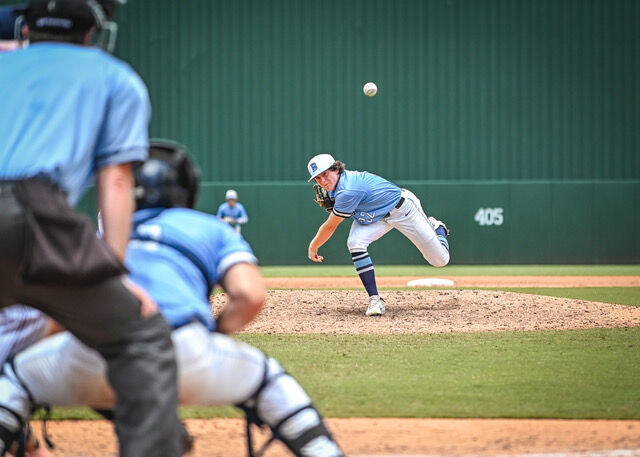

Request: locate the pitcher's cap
(225, 189), (238, 200)
(307, 153), (335, 182)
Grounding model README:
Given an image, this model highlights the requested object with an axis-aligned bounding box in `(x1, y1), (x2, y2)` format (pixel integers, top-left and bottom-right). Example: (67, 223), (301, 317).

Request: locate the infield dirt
(30, 276), (640, 457)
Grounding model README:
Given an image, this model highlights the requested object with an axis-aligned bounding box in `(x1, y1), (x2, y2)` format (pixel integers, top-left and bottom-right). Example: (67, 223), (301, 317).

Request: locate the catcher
(308, 153), (450, 316)
(1, 141), (345, 457)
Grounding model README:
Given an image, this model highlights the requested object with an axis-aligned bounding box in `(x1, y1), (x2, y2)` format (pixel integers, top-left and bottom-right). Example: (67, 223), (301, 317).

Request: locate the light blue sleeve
(194, 215), (256, 282)
(216, 203), (226, 218)
(213, 224), (257, 278)
(237, 203), (248, 223)
(332, 190), (365, 218)
(94, 66), (150, 170)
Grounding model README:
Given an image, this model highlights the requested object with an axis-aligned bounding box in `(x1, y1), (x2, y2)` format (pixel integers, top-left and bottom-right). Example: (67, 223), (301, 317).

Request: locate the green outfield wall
(7, 0), (637, 264)
(105, 0), (638, 183)
(198, 181), (640, 265)
(77, 179), (639, 264)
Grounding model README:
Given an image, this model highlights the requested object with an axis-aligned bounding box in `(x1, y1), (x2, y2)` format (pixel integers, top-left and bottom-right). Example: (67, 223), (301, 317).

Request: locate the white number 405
(474, 208), (504, 226)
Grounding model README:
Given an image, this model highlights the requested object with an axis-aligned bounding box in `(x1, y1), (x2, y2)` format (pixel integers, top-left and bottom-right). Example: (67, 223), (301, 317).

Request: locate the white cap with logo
(225, 189), (238, 200)
(307, 154), (336, 182)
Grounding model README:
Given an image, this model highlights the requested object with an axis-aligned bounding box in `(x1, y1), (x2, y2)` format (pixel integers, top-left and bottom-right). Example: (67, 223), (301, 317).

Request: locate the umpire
(0, 1), (183, 456)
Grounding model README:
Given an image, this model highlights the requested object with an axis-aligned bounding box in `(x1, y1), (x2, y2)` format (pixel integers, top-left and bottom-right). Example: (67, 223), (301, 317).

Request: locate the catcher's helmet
(135, 140), (200, 211)
(23, 0), (125, 51)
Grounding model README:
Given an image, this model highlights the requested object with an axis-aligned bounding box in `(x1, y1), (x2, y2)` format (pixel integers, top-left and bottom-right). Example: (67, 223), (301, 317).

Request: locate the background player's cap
(225, 189), (238, 200)
(307, 153), (336, 181)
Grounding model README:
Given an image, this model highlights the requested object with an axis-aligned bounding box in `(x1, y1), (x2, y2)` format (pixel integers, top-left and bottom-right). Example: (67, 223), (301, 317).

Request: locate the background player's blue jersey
(0, 43), (150, 205)
(126, 208), (257, 331)
(217, 202), (249, 224)
(331, 170), (401, 224)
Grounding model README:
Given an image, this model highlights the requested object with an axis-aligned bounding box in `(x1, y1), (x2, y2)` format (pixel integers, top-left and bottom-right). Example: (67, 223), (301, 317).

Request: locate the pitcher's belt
(384, 196), (405, 218)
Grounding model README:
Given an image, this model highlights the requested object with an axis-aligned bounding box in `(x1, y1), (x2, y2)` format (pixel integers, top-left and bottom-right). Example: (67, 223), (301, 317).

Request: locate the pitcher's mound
(210, 289), (640, 334)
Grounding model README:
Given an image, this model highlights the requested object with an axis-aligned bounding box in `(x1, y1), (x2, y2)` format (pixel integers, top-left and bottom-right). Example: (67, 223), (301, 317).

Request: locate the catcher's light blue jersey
(0, 43), (150, 205)
(126, 208), (257, 331)
(217, 202), (249, 223)
(331, 171), (401, 224)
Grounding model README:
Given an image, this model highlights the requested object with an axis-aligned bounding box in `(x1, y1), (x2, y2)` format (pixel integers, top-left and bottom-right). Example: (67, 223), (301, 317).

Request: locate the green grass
(374, 287), (640, 307)
(493, 287), (640, 307)
(43, 328), (640, 420)
(237, 329), (640, 419)
(260, 264), (640, 277)
(37, 275), (640, 422)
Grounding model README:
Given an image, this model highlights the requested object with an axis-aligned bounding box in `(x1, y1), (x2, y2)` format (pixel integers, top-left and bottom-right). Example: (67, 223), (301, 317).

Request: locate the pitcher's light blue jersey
(126, 208), (257, 331)
(0, 43), (150, 205)
(331, 170), (401, 224)
(217, 202), (249, 223)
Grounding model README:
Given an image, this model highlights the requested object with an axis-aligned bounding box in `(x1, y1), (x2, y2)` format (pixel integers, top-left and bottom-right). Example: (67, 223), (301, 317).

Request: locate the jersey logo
(356, 211), (376, 224)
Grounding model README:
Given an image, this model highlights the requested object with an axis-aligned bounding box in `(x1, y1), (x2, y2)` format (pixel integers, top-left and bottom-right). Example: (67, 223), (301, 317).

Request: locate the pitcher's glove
(313, 183), (334, 212)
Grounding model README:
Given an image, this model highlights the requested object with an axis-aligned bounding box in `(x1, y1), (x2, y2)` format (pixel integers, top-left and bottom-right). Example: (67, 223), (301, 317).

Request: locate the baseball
(363, 81), (378, 96)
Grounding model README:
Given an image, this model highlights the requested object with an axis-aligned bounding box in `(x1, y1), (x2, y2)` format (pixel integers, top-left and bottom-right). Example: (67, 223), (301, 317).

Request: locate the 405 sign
(474, 208), (504, 226)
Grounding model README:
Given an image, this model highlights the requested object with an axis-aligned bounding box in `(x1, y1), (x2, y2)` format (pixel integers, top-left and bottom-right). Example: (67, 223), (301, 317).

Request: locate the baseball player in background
(307, 153), (450, 316)
(0, 1), (184, 456)
(2, 141), (346, 457)
(217, 188), (249, 234)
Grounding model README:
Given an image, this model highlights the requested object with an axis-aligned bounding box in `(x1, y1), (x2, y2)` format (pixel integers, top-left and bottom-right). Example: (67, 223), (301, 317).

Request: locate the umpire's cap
(24, 0), (124, 35)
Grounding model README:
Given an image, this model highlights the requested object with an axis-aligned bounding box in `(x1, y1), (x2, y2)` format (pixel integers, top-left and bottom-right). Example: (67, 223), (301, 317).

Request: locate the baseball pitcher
(308, 153), (450, 316)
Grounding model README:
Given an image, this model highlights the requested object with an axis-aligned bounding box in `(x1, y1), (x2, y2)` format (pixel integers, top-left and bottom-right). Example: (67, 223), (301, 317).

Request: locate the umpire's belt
(384, 196), (405, 219)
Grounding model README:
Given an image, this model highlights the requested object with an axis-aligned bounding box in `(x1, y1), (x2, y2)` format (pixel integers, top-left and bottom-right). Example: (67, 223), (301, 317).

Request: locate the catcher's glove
(312, 183), (334, 212)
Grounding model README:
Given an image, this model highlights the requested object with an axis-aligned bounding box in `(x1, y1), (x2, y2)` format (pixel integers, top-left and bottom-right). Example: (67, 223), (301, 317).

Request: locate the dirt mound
(209, 289), (640, 334)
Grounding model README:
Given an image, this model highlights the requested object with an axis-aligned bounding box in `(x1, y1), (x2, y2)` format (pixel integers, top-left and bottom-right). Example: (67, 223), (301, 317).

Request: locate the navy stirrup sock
(435, 226), (449, 251)
(351, 251), (378, 296)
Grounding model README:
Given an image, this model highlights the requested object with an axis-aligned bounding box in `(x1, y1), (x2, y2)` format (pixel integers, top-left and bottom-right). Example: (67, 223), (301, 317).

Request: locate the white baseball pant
(346, 189), (449, 267)
(1, 321), (343, 456)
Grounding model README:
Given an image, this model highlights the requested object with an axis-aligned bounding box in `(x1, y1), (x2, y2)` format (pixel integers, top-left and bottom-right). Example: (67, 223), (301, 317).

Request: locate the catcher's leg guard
(238, 358), (344, 457)
(0, 406), (22, 457)
(0, 358), (34, 457)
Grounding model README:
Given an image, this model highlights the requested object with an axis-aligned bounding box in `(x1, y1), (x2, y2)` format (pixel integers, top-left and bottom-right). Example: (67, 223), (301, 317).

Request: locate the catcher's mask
(22, 0), (125, 52)
(134, 139), (200, 211)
